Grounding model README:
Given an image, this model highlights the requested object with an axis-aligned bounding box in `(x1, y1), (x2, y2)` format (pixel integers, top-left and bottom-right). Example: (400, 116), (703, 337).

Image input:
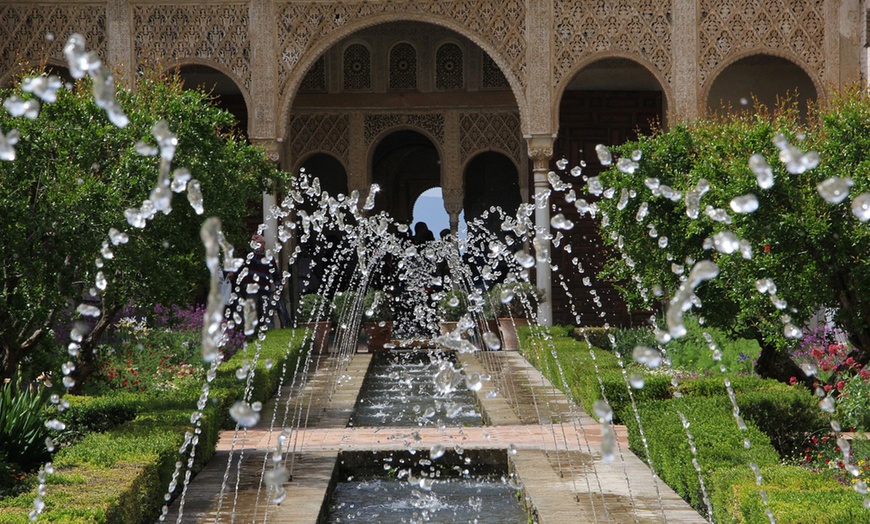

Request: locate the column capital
(525, 134), (555, 172)
(251, 138), (282, 164)
(441, 187), (464, 215)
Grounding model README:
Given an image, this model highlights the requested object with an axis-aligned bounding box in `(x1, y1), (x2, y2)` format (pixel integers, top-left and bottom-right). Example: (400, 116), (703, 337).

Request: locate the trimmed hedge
(0, 328), (305, 523)
(711, 465), (870, 524)
(621, 396), (780, 515)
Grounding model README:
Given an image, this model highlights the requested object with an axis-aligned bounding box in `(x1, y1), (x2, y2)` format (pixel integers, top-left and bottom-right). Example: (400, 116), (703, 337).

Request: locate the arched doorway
(371, 129), (440, 225)
(553, 57), (666, 326)
(299, 153), (349, 198)
(463, 151), (520, 227)
(174, 64), (248, 136)
(706, 54), (818, 120)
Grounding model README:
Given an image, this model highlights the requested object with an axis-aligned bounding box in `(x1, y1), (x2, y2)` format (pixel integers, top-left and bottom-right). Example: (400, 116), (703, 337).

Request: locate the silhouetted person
(412, 222), (435, 245)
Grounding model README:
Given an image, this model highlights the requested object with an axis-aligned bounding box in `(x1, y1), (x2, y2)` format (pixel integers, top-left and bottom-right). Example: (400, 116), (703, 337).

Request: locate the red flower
(789, 376), (798, 385)
(824, 384), (833, 392)
(859, 369), (870, 381)
(828, 344), (841, 355)
(837, 380), (846, 391)
(811, 348), (825, 359)
(764, 245), (771, 252)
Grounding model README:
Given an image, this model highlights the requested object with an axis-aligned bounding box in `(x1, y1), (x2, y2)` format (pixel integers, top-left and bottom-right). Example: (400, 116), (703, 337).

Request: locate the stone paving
(163, 348), (705, 523)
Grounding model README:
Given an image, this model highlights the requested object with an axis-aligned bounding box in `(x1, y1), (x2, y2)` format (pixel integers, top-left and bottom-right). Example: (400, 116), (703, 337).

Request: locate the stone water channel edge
(163, 347), (705, 523)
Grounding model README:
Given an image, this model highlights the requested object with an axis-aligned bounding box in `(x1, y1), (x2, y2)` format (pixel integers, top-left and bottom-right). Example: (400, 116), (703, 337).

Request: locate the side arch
(701, 49), (823, 117)
(553, 51), (673, 135)
(162, 58), (253, 133)
(366, 124), (446, 188)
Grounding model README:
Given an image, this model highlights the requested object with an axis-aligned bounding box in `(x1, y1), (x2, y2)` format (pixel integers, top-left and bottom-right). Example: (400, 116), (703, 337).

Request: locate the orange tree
(0, 72), (286, 386)
(594, 90), (870, 387)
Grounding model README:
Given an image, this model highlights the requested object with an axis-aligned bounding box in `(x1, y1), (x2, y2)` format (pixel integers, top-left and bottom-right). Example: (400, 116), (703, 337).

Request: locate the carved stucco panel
(553, 0), (673, 87)
(697, 0), (825, 86)
(132, 3), (252, 91)
(0, 4), (106, 77)
(364, 113), (445, 147)
(288, 113), (351, 168)
(459, 111), (523, 168)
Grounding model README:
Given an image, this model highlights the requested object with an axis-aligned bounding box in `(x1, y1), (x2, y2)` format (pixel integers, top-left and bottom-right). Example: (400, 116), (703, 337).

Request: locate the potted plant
(298, 293), (333, 354)
(487, 281), (545, 350)
(361, 290), (394, 351)
(436, 288), (468, 335)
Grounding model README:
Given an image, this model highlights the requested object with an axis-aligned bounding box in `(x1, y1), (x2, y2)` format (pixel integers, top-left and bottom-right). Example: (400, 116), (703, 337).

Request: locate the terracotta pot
(299, 321), (332, 354)
(362, 321), (393, 351)
(497, 317), (529, 351)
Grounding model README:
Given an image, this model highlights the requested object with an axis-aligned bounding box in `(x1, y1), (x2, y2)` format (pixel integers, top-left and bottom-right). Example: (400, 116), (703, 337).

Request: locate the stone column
(671, 0), (699, 122)
(106, 0), (134, 84)
(347, 113), (369, 201)
(527, 135), (554, 326)
(253, 139), (282, 251)
(442, 188), (463, 235)
(249, 0), (278, 142)
(441, 111), (463, 233)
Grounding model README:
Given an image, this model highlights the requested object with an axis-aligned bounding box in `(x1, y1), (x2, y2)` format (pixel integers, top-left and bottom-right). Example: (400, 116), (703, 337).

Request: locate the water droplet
(629, 373), (645, 389)
(76, 303), (101, 317)
(730, 194), (759, 213)
(783, 324), (802, 339)
(595, 144), (612, 166)
(555, 157), (568, 170)
(819, 396), (836, 413)
(712, 231), (740, 254)
(171, 168), (191, 192)
(0, 128), (20, 161)
(4, 96), (40, 119)
(22, 75), (63, 103)
(550, 213), (574, 230)
(513, 251), (535, 268)
(229, 401), (260, 427)
(817, 177), (853, 204)
(134, 140), (158, 156)
(632, 346), (662, 368)
(570, 165), (582, 177)
(44, 419), (66, 431)
(749, 154), (774, 189)
(616, 157), (639, 174)
(852, 193), (870, 221)
(187, 179), (204, 214)
(483, 332), (501, 350)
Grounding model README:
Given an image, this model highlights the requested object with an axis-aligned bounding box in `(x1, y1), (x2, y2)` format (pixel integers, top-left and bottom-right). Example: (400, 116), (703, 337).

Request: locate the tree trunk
(754, 340), (815, 390)
(70, 305), (120, 394)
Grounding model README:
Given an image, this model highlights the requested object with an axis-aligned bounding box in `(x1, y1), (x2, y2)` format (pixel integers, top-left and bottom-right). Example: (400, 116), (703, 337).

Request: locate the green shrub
(53, 394), (139, 446)
(572, 326), (615, 350)
(736, 387), (826, 459)
(298, 293), (332, 322)
(623, 396), (779, 514)
(711, 465), (870, 524)
(436, 289), (468, 322)
(836, 372), (870, 431)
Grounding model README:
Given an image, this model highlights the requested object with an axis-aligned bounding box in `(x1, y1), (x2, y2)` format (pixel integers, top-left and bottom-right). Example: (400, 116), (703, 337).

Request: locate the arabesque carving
(288, 114), (350, 167)
(364, 113), (445, 146)
(553, 0), (672, 86)
(0, 4), (106, 77)
(132, 3), (251, 90)
(459, 112), (523, 167)
(698, 0), (825, 85)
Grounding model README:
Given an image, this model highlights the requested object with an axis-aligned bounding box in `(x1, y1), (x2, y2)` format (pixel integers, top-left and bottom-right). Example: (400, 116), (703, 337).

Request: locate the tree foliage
(0, 71), (285, 381)
(593, 89), (870, 384)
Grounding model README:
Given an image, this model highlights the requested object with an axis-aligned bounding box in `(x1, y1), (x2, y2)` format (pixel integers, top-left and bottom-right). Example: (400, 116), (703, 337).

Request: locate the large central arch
(278, 14), (529, 137)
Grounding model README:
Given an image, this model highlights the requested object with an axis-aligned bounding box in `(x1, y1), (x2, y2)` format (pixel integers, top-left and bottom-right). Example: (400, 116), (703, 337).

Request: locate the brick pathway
(163, 349), (705, 523)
